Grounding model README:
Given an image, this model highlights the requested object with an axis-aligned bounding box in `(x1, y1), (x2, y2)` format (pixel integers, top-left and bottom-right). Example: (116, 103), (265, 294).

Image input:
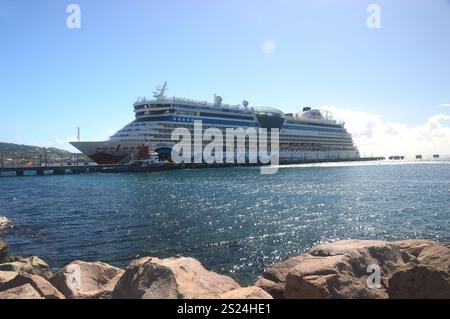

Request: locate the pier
(0, 157), (385, 177)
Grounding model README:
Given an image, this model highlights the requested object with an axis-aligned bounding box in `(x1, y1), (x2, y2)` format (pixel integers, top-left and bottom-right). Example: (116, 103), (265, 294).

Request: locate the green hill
(0, 142), (88, 166)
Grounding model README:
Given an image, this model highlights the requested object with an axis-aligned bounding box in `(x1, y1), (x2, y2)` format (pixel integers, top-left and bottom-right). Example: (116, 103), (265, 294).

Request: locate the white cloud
(322, 106), (450, 158)
(437, 103), (450, 107)
(0, 124), (23, 133)
(262, 40), (276, 55)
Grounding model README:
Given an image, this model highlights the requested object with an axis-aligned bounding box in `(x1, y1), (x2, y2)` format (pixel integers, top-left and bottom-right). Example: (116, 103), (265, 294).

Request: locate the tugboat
(129, 144), (164, 167)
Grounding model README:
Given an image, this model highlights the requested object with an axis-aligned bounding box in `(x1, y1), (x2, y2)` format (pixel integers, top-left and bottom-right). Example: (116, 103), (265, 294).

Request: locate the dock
(0, 157), (385, 177)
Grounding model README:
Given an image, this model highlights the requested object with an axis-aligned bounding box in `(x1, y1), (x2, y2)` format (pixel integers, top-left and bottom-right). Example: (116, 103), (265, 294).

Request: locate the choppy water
(0, 161), (449, 285)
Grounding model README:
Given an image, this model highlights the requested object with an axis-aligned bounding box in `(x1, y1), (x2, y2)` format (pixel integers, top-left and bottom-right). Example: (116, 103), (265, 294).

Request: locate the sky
(0, 0), (449, 157)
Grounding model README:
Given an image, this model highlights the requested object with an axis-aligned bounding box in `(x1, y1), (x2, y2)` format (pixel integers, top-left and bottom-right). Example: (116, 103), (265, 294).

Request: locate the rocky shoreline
(0, 239), (449, 299)
(0, 216), (9, 232)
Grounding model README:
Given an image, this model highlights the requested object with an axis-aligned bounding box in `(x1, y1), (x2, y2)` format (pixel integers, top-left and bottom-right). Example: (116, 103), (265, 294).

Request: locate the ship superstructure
(70, 83), (359, 164)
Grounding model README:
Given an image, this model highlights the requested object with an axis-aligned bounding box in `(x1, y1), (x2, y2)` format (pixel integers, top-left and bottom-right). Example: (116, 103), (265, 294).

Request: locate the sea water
(0, 161), (449, 284)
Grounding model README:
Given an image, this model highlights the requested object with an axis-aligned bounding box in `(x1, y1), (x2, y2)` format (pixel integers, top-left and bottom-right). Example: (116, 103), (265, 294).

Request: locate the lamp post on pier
(44, 148), (48, 167)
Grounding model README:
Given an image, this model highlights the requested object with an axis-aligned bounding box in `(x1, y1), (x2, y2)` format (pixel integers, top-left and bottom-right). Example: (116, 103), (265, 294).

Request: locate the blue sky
(1, 0), (449, 155)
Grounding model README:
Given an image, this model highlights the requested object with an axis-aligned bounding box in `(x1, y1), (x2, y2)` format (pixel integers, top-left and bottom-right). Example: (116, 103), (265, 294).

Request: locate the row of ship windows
(117, 120), (343, 134)
(283, 125), (344, 133)
(115, 127), (343, 136)
(134, 103), (253, 115)
(134, 103), (204, 110)
(96, 147), (137, 151)
(179, 104), (252, 115)
(115, 122), (149, 134)
(136, 116), (258, 127)
(135, 109), (198, 116)
(160, 118), (341, 132)
(134, 104), (166, 110)
(135, 110), (253, 120)
(132, 117), (343, 133)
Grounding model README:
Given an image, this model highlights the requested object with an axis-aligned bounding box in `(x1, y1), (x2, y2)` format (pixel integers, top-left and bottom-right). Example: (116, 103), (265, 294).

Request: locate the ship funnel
(214, 94), (223, 106)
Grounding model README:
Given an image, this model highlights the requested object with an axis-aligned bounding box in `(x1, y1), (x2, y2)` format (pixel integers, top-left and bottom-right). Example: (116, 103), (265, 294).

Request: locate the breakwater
(0, 239), (449, 299)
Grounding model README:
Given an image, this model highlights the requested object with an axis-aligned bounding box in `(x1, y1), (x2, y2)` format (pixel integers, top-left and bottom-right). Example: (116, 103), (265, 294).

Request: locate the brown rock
(0, 270), (17, 285)
(0, 283), (43, 299)
(0, 256), (53, 279)
(254, 277), (285, 299)
(112, 256), (240, 299)
(221, 287), (273, 299)
(388, 264), (450, 299)
(393, 239), (437, 257)
(49, 260), (124, 299)
(0, 241), (7, 262)
(262, 255), (305, 284)
(255, 255), (306, 299)
(0, 216), (9, 231)
(262, 240), (406, 299)
(288, 240), (407, 299)
(0, 273), (64, 299)
(93, 270), (124, 299)
(394, 240), (450, 270)
(416, 244), (450, 271)
(309, 240), (402, 264)
(285, 253), (389, 299)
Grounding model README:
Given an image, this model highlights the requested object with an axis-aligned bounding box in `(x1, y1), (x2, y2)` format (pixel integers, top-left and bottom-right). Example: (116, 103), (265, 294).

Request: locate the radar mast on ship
(153, 81), (168, 100)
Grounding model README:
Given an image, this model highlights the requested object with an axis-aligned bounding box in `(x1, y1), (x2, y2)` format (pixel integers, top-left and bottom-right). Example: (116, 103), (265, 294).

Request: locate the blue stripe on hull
(137, 115), (344, 133)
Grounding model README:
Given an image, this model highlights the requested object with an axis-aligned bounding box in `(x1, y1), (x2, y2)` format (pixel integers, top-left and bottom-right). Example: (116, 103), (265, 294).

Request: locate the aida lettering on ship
(71, 82), (359, 164)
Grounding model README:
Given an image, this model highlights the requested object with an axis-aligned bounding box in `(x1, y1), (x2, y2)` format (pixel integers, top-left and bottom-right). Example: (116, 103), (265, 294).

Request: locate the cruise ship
(70, 82), (359, 164)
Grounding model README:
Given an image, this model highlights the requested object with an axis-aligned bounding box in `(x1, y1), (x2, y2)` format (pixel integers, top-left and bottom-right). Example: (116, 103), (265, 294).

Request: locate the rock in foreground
(112, 256), (241, 299)
(256, 239), (450, 299)
(0, 283), (43, 299)
(285, 240), (402, 299)
(0, 273), (65, 299)
(0, 239), (448, 299)
(0, 241), (7, 262)
(0, 256), (53, 279)
(0, 216), (9, 232)
(0, 270), (17, 285)
(49, 260), (124, 299)
(388, 264), (450, 299)
(220, 287), (273, 299)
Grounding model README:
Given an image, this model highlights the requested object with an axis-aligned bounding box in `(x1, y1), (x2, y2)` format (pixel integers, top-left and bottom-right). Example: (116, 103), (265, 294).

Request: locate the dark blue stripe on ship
(136, 115), (258, 127)
(136, 115), (344, 133)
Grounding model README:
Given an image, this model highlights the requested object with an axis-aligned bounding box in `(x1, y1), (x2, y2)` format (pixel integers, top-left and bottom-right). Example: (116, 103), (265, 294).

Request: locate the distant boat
(415, 155), (422, 160)
(433, 154), (440, 159)
(388, 155), (405, 160)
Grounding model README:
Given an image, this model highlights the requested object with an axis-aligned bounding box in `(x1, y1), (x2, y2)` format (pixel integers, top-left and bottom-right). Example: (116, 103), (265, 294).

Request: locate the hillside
(0, 142), (88, 166)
